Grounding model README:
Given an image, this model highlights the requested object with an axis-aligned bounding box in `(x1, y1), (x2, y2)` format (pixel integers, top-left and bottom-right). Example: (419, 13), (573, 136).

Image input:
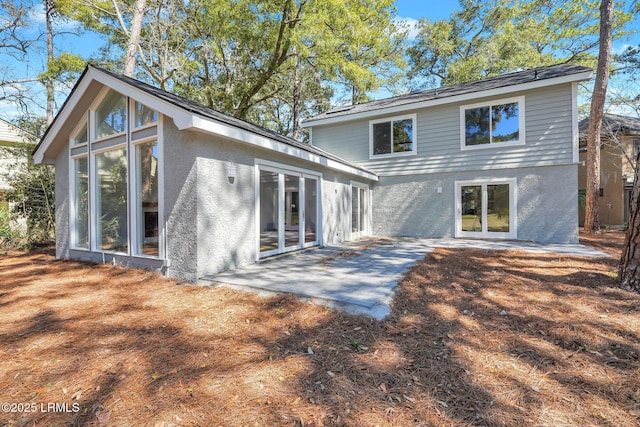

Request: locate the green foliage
(0, 207), (26, 253)
(57, 0), (405, 137)
(38, 52), (86, 84)
(1, 140), (55, 246)
(407, 0), (635, 87)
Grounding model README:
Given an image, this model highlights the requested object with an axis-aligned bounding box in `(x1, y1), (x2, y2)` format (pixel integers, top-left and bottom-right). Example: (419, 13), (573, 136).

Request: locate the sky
(1, 0), (639, 119)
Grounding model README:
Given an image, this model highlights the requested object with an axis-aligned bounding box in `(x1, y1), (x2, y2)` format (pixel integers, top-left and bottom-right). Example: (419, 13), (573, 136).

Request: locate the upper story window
(369, 114), (417, 159)
(134, 101), (158, 128)
(95, 89), (127, 140)
(461, 96), (525, 150)
(71, 117), (88, 146)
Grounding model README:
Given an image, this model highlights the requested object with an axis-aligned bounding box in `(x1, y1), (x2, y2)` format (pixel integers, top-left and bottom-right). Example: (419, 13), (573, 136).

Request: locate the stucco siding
(194, 133), (257, 279)
(372, 164), (578, 243)
(164, 119), (199, 280)
(55, 146), (70, 259)
(312, 84), (575, 175)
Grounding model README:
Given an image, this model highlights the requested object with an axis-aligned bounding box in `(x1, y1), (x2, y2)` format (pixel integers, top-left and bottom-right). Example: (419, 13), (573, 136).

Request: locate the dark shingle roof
(92, 66), (375, 175)
(36, 65), (375, 176)
(305, 63), (592, 124)
(578, 113), (640, 143)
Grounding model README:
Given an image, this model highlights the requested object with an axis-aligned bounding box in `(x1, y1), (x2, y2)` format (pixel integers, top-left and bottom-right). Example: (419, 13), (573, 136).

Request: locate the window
(73, 157), (89, 248)
(134, 102), (158, 128)
(135, 140), (159, 255)
(95, 90), (127, 139)
(96, 148), (128, 252)
(70, 90), (162, 258)
(369, 114), (416, 158)
(72, 119), (88, 146)
(461, 97), (524, 149)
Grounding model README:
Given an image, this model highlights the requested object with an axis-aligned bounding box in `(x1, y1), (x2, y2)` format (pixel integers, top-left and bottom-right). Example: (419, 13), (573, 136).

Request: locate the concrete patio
(200, 238), (609, 319)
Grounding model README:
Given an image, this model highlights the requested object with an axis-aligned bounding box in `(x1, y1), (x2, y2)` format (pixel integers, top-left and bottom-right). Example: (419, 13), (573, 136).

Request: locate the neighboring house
(0, 118), (30, 211)
(577, 114), (640, 227)
(34, 63), (591, 282)
(304, 63), (591, 244)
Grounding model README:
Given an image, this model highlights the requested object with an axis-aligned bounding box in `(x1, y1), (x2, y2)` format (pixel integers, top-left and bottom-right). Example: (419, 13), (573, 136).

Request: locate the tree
(1, 118), (55, 245)
(407, 0), (632, 87)
(619, 150), (640, 292)
(584, 0), (615, 233)
(59, 0), (405, 138)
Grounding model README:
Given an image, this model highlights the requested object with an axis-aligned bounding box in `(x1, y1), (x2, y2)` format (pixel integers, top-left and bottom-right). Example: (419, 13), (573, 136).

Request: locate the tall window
(73, 157), (89, 248)
(461, 97), (524, 149)
(135, 140), (159, 255)
(96, 148), (128, 252)
(369, 114), (416, 158)
(70, 88), (161, 257)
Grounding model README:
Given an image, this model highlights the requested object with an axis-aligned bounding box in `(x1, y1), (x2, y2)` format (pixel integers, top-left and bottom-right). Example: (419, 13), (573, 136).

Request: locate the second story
(303, 64), (593, 176)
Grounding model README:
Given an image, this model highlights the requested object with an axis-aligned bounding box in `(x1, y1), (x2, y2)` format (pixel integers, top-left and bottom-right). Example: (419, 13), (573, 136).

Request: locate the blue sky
(1, 0), (639, 119)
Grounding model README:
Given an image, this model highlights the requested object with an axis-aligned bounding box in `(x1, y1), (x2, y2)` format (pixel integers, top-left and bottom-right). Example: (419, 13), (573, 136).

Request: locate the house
(303, 63), (592, 244)
(0, 118), (30, 212)
(578, 114), (640, 227)
(34, 63), (592, 282)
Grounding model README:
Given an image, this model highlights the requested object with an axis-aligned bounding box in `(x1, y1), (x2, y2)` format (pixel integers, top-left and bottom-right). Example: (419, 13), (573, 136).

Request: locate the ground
(0, 231), (639, 426)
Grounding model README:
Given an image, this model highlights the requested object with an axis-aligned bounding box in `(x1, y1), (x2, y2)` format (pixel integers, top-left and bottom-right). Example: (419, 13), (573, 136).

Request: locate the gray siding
(373, 164), (578, 243)
(312, 84), (575, 175)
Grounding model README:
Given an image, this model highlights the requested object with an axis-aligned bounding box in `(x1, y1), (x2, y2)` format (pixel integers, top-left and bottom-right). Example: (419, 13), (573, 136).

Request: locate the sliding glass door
(456, 179), (516, 239)
(258, 165), (320, 258)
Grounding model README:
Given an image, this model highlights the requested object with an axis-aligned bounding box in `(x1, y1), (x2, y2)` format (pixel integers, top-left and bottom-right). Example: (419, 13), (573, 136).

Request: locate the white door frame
(455, 178), (517, 239)
(350, 181), (371, 239)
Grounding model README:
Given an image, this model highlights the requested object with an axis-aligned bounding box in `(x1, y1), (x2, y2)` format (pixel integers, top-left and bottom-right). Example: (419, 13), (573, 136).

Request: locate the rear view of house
(34, 63), (591, 282)
(304, 63), (592, 244)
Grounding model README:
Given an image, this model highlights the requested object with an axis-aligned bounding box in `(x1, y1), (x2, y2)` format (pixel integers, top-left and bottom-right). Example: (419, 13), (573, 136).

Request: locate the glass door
(456, 180), (515, 239)
(258, 166), (320, 258)
(351, 184), (368, 238)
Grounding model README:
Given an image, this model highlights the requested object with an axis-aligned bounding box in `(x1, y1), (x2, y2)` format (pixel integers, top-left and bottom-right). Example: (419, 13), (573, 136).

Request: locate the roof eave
(302, 70), (593, 128)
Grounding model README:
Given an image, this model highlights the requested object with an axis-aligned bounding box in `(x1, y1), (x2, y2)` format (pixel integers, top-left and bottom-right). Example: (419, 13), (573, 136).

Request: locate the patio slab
(200, 238), (609, 319)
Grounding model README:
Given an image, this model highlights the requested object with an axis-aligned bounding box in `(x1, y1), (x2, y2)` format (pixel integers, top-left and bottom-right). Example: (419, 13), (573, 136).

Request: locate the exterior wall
(373, 164), (578, 243)
(577, 135), (635, 227)
(312, 84), (575, 175)
(55, 146), (70, 259)
(165, 119), (363, 281)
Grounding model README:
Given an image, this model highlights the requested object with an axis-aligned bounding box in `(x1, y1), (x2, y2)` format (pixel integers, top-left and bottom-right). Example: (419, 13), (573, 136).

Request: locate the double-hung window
(461, 96), (525, 150)
(369, 114), (417, 158)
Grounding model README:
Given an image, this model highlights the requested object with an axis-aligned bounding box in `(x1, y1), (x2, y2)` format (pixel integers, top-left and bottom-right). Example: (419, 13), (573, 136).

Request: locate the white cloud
(612, 43), (635, 56)
(393, 16), (421, 40)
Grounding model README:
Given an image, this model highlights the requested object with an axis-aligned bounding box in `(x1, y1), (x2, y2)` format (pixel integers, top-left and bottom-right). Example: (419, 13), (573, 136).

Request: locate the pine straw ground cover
(0, 231), (639, 427)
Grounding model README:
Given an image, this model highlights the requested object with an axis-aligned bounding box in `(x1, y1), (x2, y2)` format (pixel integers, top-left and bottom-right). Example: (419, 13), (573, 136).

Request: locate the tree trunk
(583, 0), (614, 233)
(45, 0), (54, 125)
(123, 0), (146, 77)
(618, 152), (640, 293)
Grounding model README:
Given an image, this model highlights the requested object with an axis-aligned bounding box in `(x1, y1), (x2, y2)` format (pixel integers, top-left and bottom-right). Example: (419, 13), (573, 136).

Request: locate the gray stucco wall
(55, 146), (70, 259)
(373, 164), (578, 243)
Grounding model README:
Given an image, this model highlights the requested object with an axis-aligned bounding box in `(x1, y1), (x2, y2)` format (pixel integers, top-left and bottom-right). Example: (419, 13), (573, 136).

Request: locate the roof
(0, 118), (29, 144)
(34, 65), (377, 181)
(578, 113), (640, 142)
(303, 63), (593, 127)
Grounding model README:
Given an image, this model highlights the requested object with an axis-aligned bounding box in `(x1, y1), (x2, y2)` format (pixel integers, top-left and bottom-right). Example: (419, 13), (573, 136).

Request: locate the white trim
(571, 82), (579, 163)
(350, 180), (371, 239)
(191, 116), (377, 182)
(454, 178), (517, 239)
(255, 159), (322, 259)
(368, 113), (417, 159)
(301, 70), (593, 128)
(69, 113), (88, 147)
(459, 96), (525, 151)
(35, 66), (377, 183)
